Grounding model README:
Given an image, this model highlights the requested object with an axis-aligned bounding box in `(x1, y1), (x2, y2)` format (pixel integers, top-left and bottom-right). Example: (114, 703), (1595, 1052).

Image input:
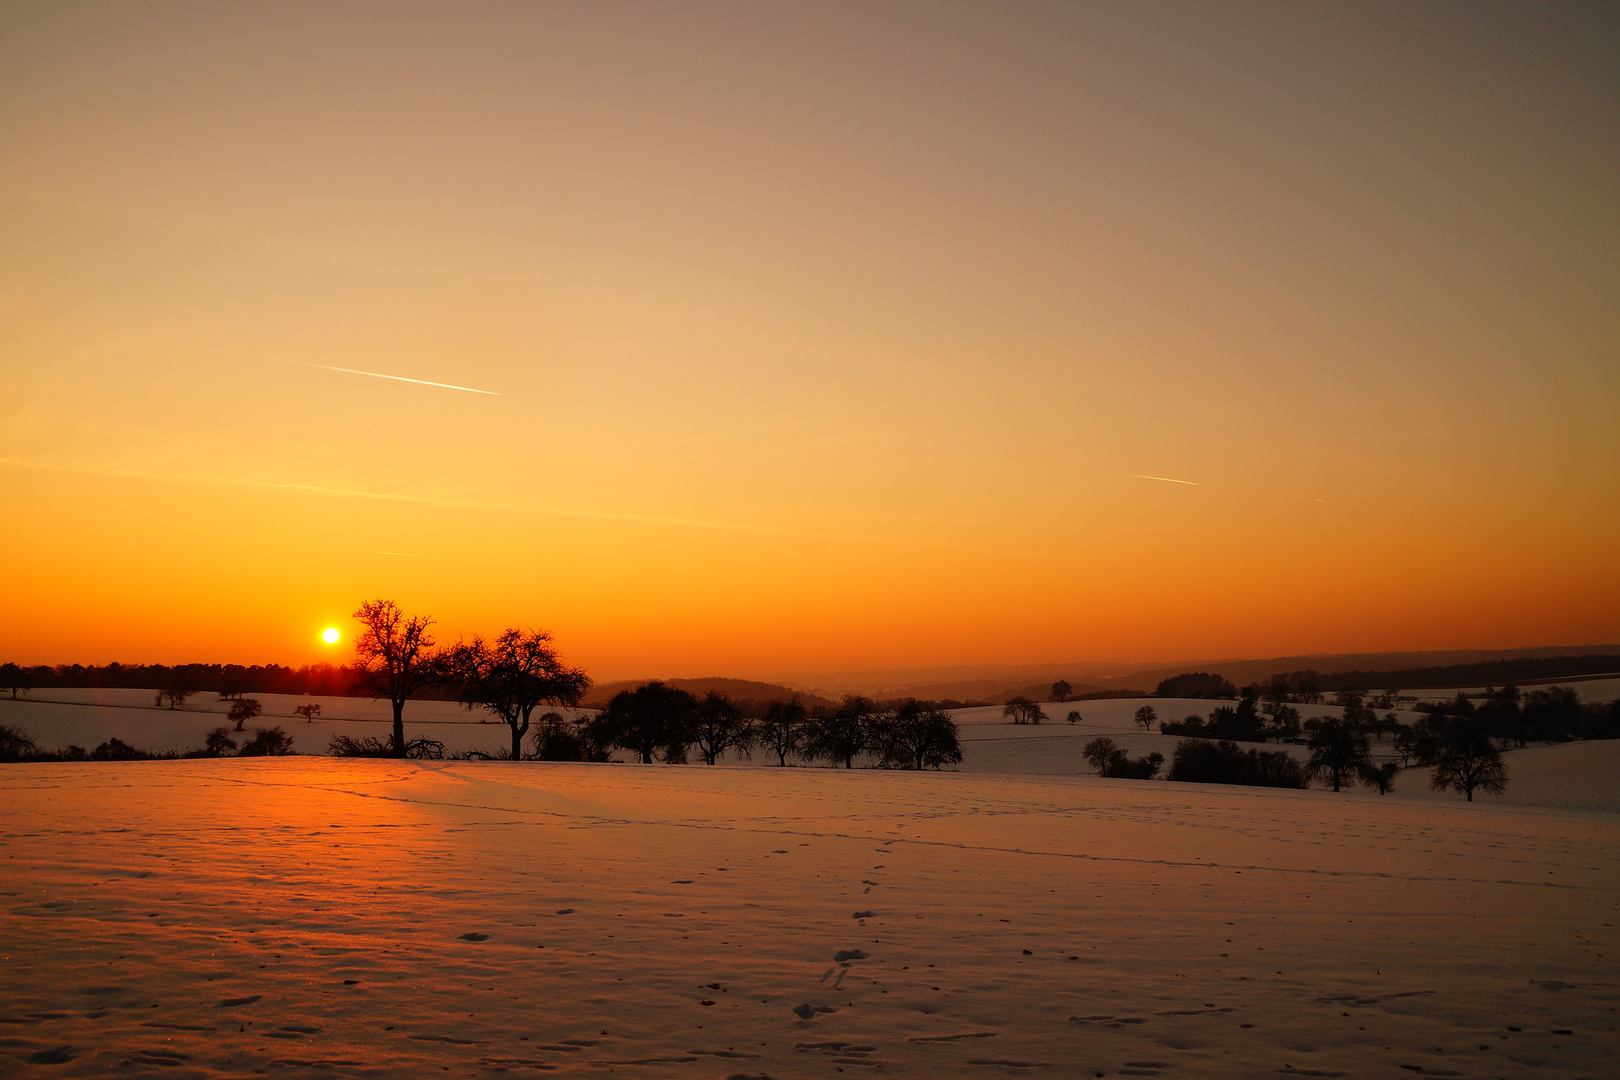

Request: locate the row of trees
(467, 684), (965, 771)
(0, 722), (294, 762)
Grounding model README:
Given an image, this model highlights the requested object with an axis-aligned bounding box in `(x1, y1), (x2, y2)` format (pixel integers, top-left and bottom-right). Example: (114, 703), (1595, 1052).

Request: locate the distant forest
(1251, 654), (1620, 695)
(3, 652), (1616, 707)
(0, 662), (377, 699)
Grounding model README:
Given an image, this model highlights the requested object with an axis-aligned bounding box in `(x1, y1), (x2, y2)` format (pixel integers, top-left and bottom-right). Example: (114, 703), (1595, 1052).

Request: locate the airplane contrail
(286, 360), (501, 396)
(1130, 474), (1199, 486)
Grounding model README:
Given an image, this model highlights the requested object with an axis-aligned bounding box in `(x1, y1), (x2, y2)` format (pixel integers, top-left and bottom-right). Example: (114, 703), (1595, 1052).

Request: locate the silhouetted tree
(0, 723), (38, 761)
(1430, 723), (1508, 802)
(599, 681), (699, 763)
(1003, 697), (1046, 725)
(293, 703), (322, 722)
(691, 691), (751, 765)
(1263, 701), (1302, 740)
(0, 664), (24, 699)
(204, 727), (238, 756)
(352, 599), (445, 758)
(1305, 718), (1372, 792)
(1360, 761), (1399, 795)
(453, 628), (591, 761)
(879, 700), (962, 770)
(156, 688), (192, 710)
(227, 697), (263, 732)
(1082, 736), (1162, 779)
(754, 697), (808, 766)
(1134, 705), (1157, 730)
(239, 726), (295, 756)
(803, 695), (879, 768)
(1051, 680), (1072, 703)
(1083, 737), (1119, 774)
(1066, 709), (1082, 724)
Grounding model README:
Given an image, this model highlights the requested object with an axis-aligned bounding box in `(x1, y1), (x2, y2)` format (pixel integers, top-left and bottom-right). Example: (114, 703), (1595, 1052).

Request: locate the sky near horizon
(1, 2), (1617, 680)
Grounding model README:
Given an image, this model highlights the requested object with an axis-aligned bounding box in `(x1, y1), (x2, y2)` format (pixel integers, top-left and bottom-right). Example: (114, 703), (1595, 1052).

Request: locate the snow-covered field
(2, 690), (1615, 812)
(1, 758), (1615, 1078)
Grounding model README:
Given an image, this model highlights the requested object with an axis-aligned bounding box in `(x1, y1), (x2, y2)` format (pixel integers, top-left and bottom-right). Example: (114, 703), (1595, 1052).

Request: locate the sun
(321, 627), (341, 645)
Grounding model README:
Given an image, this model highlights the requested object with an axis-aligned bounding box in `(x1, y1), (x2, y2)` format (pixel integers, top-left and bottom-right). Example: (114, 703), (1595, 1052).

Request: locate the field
(2, 753), (1616, 1078)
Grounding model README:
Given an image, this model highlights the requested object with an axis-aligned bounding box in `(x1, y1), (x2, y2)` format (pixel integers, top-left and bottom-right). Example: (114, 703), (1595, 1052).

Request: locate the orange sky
(2, 3), (1616, 680)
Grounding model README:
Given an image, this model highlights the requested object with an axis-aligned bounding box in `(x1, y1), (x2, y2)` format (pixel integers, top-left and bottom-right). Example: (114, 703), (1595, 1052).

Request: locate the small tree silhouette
(0, 664), (28, 700)
(754, 698), (808, 766)
(1003, 697), (1046, 725)
(691, 691), (752, 765)
(0, 723), (38, 761)
(803, 696), (878, 768)
(1360, 761), (1399, 795)
(204, 727), (238, 756)
(1305, 717), (1372, 791)
(1083, 737), (1119, 774)
(1430, 724), (1508, 802)
(155, 688), (192, 710)
(1066, 709), (1082, 724)
(239, 726), (294, 756)
(879, 700), (963, 770)
(227, 697), (263, 732)
(1051, 680), (1072, 703)
(599, 682), (699, 763)
(293, 703), (322, 723)
(1134, 705), (1157, 730)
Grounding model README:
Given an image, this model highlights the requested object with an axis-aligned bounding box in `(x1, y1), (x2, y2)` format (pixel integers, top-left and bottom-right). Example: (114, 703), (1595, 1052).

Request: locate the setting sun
(321, 627), (341, 645)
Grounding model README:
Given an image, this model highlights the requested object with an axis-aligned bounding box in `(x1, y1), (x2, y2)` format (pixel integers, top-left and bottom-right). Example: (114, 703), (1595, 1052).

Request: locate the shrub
(239, 726), (295, 756)
(0, 723), (38, 762)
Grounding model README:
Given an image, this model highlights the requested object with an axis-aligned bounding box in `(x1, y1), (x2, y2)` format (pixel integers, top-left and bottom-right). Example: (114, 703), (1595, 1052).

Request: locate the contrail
(287, 360), (501, 396)
(1130, 474), (1199, 486)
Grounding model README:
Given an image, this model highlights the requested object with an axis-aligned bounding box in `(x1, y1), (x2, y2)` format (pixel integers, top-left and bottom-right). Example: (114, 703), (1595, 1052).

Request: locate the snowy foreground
(2, 759), (1616, 1078)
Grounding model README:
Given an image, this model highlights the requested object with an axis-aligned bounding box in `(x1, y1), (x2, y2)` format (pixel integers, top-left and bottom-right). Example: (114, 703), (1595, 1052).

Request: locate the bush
(1167, 740), (1305, 788)
(328, 734), (446, 759)
(1082, 736), (1163, 780)
(239, 726), (295, 756)
(0, 723), (38, 762)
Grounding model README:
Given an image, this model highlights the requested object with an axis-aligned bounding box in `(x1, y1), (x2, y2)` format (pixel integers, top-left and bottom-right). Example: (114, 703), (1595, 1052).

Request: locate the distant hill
(582, 677), (838, 711)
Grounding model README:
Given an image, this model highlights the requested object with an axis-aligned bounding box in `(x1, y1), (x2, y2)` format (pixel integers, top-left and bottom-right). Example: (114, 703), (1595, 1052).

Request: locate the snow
(2, 756), (1616, 1077)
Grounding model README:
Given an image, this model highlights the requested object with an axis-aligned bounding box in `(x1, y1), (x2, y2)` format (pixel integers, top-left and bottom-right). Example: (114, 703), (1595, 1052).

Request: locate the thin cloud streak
(0, 456), (959, 551)
(285, 360), (502, 396)
(1130, 474), (1200, 486)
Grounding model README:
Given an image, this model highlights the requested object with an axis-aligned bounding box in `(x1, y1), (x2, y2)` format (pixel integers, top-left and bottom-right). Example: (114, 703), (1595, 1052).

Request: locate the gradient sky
(2, 2), (1616, 680)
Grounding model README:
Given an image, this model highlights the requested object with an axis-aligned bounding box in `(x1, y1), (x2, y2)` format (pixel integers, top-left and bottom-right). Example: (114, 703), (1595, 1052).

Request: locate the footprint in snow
(458, 933), (488, 941)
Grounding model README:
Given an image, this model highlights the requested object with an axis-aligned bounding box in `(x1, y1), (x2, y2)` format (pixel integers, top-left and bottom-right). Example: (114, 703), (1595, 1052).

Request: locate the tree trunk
(391, 699), (407, 758)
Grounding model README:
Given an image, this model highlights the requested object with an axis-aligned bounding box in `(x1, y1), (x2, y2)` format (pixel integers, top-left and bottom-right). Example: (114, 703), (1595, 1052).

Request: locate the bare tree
(0, 664), (27, 700)
(803, 696), (879, 768)
(755, 697), (808, 766)
(1003, 697), (1046, 725)
(156, 688), (192, 710)
(1134, 705), (1157, 730)
(205, 727), (238, 756)
(599, 681), (699, 763)
(1431, 725), (1508, 802)
(352, 599), (444, 759)
(227, 697), (263, 732)
(1050, 680), (1072, 703)
(1305, 717), (1372, 792)
(1066, 709), (1082, 724)
(293, 703), (322, 723)
(879, 700), (962, 770)
(240, 726), (295, 756)
(453, 628), (591, 761)
(690, 691), (752, 765)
